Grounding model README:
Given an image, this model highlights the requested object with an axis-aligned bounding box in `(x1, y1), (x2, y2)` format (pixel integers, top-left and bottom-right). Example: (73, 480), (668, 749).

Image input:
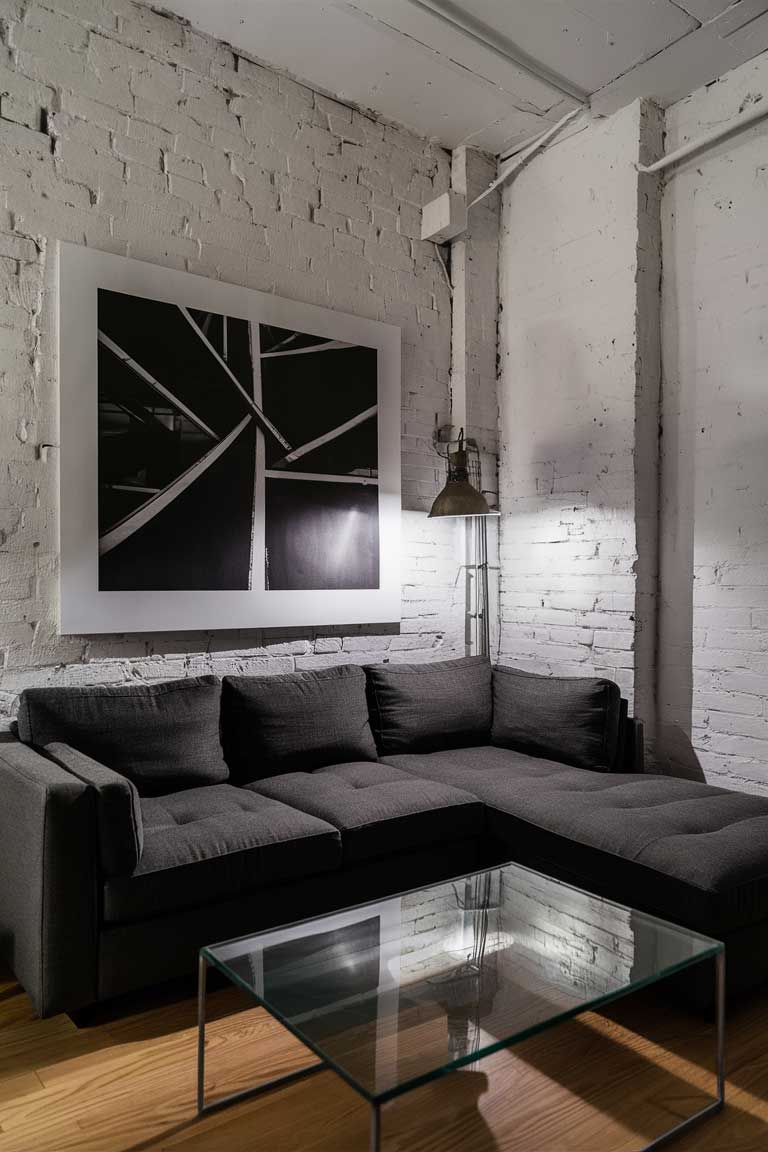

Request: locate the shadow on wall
(499, 321), (664, 761)
(657, 419), (768, 787)
(500, 314), (709, 784)
(646, 301), (705, 784)
(657, 200), (698, 782)
(657, 139), (768, 788)
(654, 724), (705, 782)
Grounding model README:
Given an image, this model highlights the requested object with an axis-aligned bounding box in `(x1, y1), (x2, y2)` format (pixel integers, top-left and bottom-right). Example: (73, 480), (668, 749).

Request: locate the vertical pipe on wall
(474, 515), (490, 658)
(446, 146), (501, 658)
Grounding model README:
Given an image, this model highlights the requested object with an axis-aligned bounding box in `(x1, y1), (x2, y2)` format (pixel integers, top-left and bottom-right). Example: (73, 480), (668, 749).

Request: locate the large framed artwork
(58, 244), (401, 633)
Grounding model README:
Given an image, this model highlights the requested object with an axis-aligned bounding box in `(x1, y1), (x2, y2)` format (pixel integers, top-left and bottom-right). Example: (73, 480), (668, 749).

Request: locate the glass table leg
(197, 952), (325, 1116)
(640, 949), (726, 1150)
(197, 953), (207, 1115)
(716, 949), (726, 1107)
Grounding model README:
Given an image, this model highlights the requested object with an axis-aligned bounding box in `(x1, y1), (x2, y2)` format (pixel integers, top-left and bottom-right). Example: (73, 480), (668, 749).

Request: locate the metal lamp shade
(429, 443), (498, 518)
(429, 478), (495, 517)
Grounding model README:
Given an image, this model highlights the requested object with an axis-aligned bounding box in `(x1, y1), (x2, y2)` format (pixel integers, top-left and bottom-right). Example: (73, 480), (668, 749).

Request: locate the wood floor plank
(0, 1075), (42, 1108)
(0, 963), (767, 1152)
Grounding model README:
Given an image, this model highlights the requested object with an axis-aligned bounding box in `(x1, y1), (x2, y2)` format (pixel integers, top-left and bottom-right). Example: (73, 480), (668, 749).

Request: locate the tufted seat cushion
(103, 784), (341, 924)
(246, 762), (484, 863)
(384, 746), (768, 935)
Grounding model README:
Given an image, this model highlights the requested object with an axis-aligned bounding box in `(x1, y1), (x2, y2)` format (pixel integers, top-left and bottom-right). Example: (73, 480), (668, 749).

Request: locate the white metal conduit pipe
(472, 94), (767, 205)
(637, 98), (768, 174)
(470, 107), (585, 209)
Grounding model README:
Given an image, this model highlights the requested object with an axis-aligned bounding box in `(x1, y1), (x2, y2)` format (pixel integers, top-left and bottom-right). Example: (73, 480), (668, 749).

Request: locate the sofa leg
(68, 1004), (100, 1029)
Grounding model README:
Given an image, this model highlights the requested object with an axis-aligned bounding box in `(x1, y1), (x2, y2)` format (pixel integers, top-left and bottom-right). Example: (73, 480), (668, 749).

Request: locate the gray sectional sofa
(1, 655), (767, 1020)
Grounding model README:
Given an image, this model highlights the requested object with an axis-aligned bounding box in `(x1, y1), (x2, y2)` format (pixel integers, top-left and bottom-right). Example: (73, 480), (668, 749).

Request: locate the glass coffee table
(197, 861), (725, 1151)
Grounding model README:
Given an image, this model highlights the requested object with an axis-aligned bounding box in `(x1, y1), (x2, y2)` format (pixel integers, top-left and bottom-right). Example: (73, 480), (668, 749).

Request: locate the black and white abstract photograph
(59, 245), (401, 633)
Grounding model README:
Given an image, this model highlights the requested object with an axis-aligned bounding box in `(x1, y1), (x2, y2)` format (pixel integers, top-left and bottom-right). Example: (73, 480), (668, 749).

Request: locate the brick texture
(0, 0), (465, 724)
(497, 101), (662, 719)
(659, 50), (768, 794)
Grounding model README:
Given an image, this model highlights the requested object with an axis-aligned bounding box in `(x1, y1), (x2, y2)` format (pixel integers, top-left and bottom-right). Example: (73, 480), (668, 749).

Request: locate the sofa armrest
(43, 743), (143, 877)
(0, 736), (98, 1017)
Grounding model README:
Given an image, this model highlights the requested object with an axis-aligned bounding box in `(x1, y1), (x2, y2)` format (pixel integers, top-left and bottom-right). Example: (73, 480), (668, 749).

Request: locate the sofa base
(93, 839), (483, 1012)
(486, 832), (766, 1007)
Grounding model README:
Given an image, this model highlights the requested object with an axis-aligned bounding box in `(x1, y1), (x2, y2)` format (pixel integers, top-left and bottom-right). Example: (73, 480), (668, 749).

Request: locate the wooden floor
(0, 965), (767, 1152)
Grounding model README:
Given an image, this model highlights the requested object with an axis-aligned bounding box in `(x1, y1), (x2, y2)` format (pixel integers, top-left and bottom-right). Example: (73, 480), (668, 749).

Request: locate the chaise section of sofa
(372, 660), (768, 1000)
(385, 743), (768, 936)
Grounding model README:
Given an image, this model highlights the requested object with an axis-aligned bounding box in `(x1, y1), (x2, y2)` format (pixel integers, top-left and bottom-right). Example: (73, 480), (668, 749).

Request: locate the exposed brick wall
(659, 50), (768, 794)
(497, 101), (662, 721)
(0, 0), (465, 724)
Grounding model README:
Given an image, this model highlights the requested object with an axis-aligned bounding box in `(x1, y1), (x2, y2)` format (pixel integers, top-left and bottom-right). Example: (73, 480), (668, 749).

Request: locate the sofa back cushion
(221, 665), (378, 782)
(17, 676), (228, 795)
(491, 665), (621, 772)
(366, 656), (492, 755)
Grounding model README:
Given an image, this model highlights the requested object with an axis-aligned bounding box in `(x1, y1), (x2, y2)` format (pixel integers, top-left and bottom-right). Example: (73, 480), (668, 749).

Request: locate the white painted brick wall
(497, 101), (662, 722)
(660, 49), (768, 794)
(0, 0), (466, 724)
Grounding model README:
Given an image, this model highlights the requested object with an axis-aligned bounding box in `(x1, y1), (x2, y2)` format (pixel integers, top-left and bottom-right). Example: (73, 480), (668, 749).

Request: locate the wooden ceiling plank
(591, 0), (768, 114)
(434, 0), (698, 92)
(668, 0), (738, 19)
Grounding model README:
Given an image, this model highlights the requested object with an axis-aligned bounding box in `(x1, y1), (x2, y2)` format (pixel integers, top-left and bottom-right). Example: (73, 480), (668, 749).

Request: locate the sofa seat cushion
(103, 784), (341, 924)
(385, 747), (768, 935)
(246, 762), (484, 863)
(385, 746), (578, 795)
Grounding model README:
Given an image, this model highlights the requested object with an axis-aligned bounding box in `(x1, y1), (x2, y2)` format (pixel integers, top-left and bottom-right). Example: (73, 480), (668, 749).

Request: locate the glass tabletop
(203, 861), (723, 1105)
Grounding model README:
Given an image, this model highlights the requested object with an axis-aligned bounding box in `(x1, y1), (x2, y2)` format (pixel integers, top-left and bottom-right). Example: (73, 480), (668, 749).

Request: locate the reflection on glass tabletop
(203, 861), (722, 1104)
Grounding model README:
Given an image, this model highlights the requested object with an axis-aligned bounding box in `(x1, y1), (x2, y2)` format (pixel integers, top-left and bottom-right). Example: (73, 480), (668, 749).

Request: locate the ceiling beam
(403, 0), (589, 106)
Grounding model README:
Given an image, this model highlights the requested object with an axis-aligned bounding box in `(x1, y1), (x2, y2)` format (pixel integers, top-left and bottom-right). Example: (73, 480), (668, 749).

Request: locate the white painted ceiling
(169, 0), (768, 153)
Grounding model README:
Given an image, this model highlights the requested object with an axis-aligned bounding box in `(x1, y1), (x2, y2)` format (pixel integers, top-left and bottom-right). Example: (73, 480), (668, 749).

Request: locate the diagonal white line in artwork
(263, 331), (299, 354)
(104, 484), (162, 494)
(98, 415), (252, 556)
(98, 331), (220, 443)
(265, 470), (379, 485)
(260, 340), (353, 358)
(178, 306), (292, 451)
(105, 397), (180, 435)
(271, 405), (378, 468)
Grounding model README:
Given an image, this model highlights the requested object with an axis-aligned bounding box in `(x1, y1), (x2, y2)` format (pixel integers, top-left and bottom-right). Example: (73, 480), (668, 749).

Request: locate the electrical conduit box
(420, 190), (468, 243)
